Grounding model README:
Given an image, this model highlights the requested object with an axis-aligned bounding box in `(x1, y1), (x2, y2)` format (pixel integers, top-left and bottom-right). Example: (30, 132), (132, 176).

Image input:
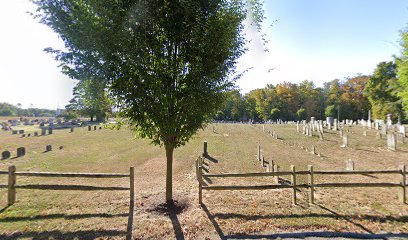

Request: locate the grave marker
(2, 151), (10, 159)
(16, 147), (25, 157)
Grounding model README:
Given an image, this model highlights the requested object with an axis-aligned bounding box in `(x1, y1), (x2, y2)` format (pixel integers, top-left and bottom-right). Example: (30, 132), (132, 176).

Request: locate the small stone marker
(70, 127), (74, 133)
(88, 126), (91, 131)
(319, 131), (323, 140)
(12, 130), (17, 135)
(99, 126), (102, 130)
(17, 147), (25, 157)
(18, 130), (24, 134)
(341, 134), (348, 148)
(2, 150), (10, 159)
(387, 133), (397, 151)
(48, 128), (53, 134)
(27, 133), (31, 137)
(310, 145), (316, 155)
(46, 145), (52, 152)
(34, 132), (38, 136)
(41, 128), (46, 135)
(346, 159), (355, 171)
(21, 134), (25, 137)
(59, 146), (63, 150)
(94, 126), (97, 130)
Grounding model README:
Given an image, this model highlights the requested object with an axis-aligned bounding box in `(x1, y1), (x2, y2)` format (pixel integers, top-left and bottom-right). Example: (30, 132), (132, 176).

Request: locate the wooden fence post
(257, 145), (261, 161)
(130, 167), (135, 205)
(308, 165), (314, 205)
(274, 165), (279, 184)
(198, 165), (203, 205)
(261, 156), (265, 167)
(291, 165), (297, 205)
(400, 165), (406, 204)
(8, 165), (16, 205)
(203, 141), (208, 157)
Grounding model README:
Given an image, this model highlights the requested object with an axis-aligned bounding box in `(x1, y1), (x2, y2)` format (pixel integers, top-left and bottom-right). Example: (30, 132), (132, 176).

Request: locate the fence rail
(196, 155), (407, 205)
(1, 165), (134, 206)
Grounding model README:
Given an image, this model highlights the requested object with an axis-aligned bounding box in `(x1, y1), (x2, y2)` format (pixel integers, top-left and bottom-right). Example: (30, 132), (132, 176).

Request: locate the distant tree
(396, 27), (408, 117)
(34, 0), (264, 202)
(68, 79), (112, 122)
(270, 108), (280, 120)
(325, 105), (336, 118)
(366, 61), (402, 120)
(296, 108), (306, 120)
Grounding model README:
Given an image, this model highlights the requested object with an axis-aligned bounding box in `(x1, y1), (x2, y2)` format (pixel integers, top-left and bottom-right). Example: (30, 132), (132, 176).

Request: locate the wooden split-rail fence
(197, 142), (407, 205)
(0, 166), (135, 207)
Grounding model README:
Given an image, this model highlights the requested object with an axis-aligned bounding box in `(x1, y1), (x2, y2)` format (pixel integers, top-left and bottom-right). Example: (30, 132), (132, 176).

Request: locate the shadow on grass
(0, 229), (127, 240)
(0, 212), (128, 222)
(201, 203), (408, 240)
(205, 155), (218, 163)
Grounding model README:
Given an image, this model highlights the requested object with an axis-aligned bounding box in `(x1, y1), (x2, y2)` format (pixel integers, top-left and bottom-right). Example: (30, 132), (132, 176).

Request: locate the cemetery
(0, 117), (407, 239)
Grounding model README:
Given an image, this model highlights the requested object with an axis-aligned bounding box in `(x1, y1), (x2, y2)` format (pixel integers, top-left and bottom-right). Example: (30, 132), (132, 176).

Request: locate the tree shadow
(0, 205), (10, 214)
(0, 229), (127, 240)
(0, 212), (128, 222)
(201, 203), (408, 239)
(149, 200), (187, 240)
(205, 155), (218, 163)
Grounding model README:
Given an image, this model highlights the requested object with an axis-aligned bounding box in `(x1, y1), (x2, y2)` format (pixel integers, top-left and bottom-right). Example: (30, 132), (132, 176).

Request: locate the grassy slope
(0, 123), (407, 239)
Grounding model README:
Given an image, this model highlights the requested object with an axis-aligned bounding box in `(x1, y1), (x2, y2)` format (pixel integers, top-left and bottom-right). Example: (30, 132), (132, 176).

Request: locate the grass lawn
(0, 123), (408, 239)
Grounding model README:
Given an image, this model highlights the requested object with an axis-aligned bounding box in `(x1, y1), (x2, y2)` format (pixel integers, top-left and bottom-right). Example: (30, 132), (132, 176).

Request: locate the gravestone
(367, 110), (372, 129)
(99, 126), (102, 130)
(17, 147), (25, 157)
(34, 131), (38, 136)
(41, 128), (46, 135)
(18, 130), (24, 134)
(339, 129), (343, 137)
(310, 145), (316, 155)
(48, 128), (53, 134)
(346, 159), (355, 171)
(296, 123), (299, 132)
(318, 131), (323, 140)
(27, 133), (31, 137)
(341, 134), (348, 148)
(333, 119), (338, 131)
(94, 126), (97, 130)
(387, 133), (397, 151)
(70, 127), (74, 133)
(387, 114), (393, 126)
(46, 145), (52, 152)
(381, 125), (387, 135)
(88, 125), (91, 131)
(2, 150), (10, 159)
(12, 130), (17, 135)
(21, 134), (25, 137)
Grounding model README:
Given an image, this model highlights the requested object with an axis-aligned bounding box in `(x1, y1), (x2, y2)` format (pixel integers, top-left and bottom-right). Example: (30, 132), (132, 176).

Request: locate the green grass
(0, 123), (408, 239)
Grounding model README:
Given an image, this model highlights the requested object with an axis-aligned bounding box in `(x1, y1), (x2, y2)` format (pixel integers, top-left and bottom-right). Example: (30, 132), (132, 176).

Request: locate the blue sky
(1, 0), (408, 109)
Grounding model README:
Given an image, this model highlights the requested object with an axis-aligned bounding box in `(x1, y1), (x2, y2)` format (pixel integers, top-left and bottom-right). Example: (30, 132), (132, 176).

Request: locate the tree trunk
(90, 115), (94, 122)
(165, 144), (174, 203)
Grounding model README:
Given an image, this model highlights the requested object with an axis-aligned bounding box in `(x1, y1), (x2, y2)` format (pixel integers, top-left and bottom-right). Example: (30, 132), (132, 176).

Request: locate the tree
(296, 108), (306, 120)
(325, 105), (336, 118)
(366, 61), (402, 120)
(67, 79), (112, 122)
(270, 108), (280, 121)
(397, 26), (408, 117)
(34, 0), (263, 202)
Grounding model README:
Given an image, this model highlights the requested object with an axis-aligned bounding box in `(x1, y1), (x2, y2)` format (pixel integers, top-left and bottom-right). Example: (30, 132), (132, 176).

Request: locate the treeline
(215, 60), (402, 122)
(0, 102), (56, 117)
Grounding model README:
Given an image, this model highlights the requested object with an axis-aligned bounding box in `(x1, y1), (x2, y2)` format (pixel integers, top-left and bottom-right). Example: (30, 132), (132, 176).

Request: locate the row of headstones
(262, 126), (279, 139)
(88, 125), (102, 131)
(1, 145), (61, 160)
(12, 127), (76, 137)
(296, 122), (324, 140)
(1, 147), (26, 159)
(256, 145), (280, 183)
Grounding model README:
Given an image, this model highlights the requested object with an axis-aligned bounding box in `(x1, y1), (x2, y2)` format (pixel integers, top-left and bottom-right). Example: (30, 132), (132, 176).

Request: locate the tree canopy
(33, 0), (264, 202)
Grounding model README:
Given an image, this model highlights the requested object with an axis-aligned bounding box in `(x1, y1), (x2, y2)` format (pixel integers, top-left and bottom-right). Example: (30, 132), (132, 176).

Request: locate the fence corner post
(291, 165), (297, 205)
(399, 165), (406, 204)
(203, 141), (208, 157)
(130, 167), (135, 205)
(308, 165), (315, 205)
(198, 165), (203, 205)
(8, 165), (16, 205)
